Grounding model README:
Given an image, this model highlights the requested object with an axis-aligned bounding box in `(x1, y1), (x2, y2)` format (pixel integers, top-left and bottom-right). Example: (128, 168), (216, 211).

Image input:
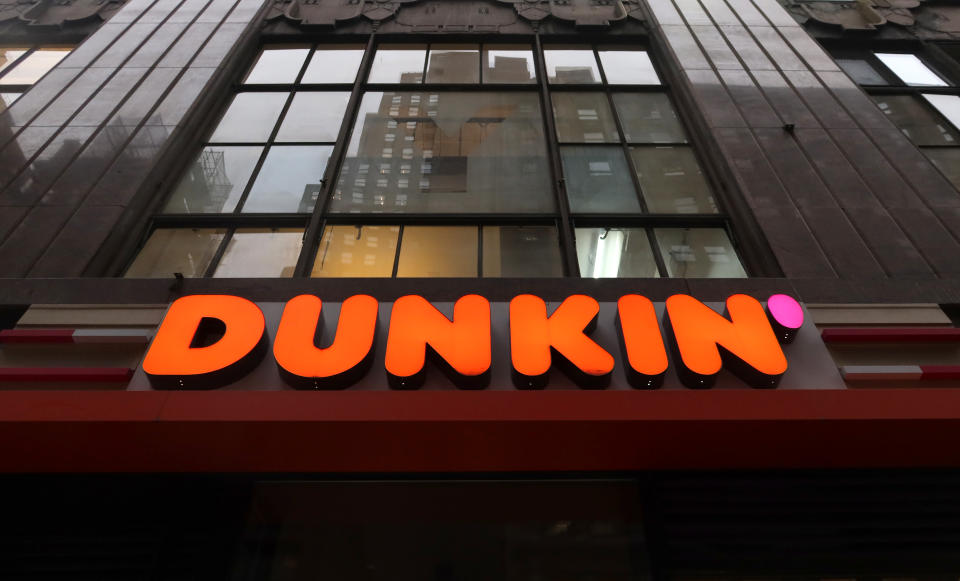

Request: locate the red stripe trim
(821, 328), (960, 343)
(920, 366), (960, 380)
(2, 390), (960, 472)
(0, 368), (132, 382)
(0, 329), (75, 343)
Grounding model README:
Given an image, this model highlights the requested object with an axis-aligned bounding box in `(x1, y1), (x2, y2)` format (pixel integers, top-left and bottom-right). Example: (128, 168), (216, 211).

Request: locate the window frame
(828, 42), (960, 190)
(126, 34), (751, 280)
(0, 44), (74, 110)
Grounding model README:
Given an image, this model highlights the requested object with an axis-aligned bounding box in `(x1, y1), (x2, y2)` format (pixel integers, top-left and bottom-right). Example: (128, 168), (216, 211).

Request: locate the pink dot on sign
(768, 294), (803, 329)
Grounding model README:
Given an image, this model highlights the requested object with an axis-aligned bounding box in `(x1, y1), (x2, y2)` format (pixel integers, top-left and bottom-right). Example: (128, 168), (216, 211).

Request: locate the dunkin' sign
(139, 293), (816, 391)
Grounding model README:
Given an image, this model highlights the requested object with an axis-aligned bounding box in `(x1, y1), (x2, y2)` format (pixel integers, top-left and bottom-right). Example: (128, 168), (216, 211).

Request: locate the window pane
(209, 93), (287, 143)
(426, 44), (479, 84)
(552, 92), (619, 143)
(124, 228), (226, 278)
(482, 226), (563, 277)
(0, 47), (70, 85)
(613, 93), (686, 143)
(922, 93), (960, 133)
(241, 145), (332, 213)
(873, 95), (959, 146)
(312, 225), (399, 277)
(243, 46), (309, 84)
(875, 52), (948, 87)
(368, 45), (426, 83)
(654, 228), (746, 278)
(276, 91), (350, 142)
(0, 92), (20, 112)
(837, 58), (889, 86)
(544, 47), (601, 84)
(924, 148), (960, 191)
(213, 228), (303, 278)
(0, 48), (29, 76)
(396, 226), (477, 277)
(560, 146), (641, 213)
(483, 45), (536, 84)
(597, 49), (660, 85)
(162, 146), (263, 214)
(630, 146), (718, 214)
(332, 91), (553, 213)
(302, 45), (365, 84)
(576, 227), (659, 278)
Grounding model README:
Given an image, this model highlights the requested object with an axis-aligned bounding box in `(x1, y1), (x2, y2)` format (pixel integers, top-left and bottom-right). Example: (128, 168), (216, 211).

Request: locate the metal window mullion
(391, 224), (404, 278)
(477, 225), (483, 277)
(606, 90), (651, 214)
(535, 33), (580, 277)
(421, 43), (430, 84)
(202, 227), (236, 278)
(645, 227), (670, 278)
(228, 51), (314, 220)
(0, 46), (36, 83)
(478, 44), (484, 84)
(295, 34), (378, 277)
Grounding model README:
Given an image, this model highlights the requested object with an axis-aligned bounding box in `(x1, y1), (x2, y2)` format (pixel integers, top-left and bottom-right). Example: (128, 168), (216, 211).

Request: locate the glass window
(331, 91), (553, 213)
(875, 52), (948, 87)
(301, 45), (365, 84)
(654, 228), (746, 278)
(0, 49), (28, 75)
(613, 93), (687, 143)
(552, 92), (619, 143)
(241, 145), (333, 213)
(368, 45), (426, 83)
(482, 226), (563, 277)
(630, 146), (718, 214)
(312, 225), (399, 277)
(426, 44), (480, 84)
(483, 45), (536, 84)
(597, 49), (660, 85)
(0, 47), (70, 85)
(872, 95), (959, 146)
(212, 228), (303, 277)
(275, 92), (350, 142)
(837, 58), (889, 86)
(243, 46), (310, 84)
(139, 42), (746, 280)
(396, 226), (478, 277)
(208, 93), (287, 143)
(922, 94), (960, 133)
(924, 148), (960, 191)
(576, 227), (659, 278)
(124, 228), (226, 278)
(544, 47), (601, 84)
(162, 146), (263, 214)
(560, 146), (641, 213)
(0, 92), (20, 112)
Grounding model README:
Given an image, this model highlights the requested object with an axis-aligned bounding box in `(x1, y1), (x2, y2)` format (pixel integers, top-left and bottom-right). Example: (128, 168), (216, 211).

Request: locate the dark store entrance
(1, 472), (960, 580)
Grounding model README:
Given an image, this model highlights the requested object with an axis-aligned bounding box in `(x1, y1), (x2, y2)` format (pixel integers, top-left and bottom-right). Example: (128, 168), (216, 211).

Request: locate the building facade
(3, 0), (960, 578)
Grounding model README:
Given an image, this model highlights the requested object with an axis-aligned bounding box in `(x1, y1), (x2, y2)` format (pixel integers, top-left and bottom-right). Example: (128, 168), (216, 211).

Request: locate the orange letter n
(143, 295), (267, 389)
(384, 295), (491, 389)
(664, 294), (787, 389)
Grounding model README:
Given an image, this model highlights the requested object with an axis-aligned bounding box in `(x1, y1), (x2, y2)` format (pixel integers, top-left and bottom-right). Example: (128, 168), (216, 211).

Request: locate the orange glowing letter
(664, 294), (787, 389)
(384, 294), (491, 389)
(143, 294), (266, 389)
(510, 294), (614, 388)
(617, 295), (668, 388)
(273, 294), (378, 389)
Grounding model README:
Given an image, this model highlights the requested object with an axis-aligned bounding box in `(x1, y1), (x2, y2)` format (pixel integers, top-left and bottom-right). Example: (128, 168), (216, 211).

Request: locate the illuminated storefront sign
(141, 293), (811, 391)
